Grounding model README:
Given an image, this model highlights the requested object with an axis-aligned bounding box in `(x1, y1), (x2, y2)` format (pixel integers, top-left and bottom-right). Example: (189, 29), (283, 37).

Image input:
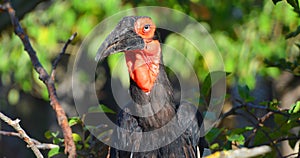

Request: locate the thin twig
(252, 136), (300, 148)
(283, 152), (299, 158)
(1, 1), (76, 157)
(0, 130), (21, 137)
(0, 112), (44, 158)
(106, 146), (111, 158)
(235, 112), (283, 158)
(51, 32), (77, 81)
(258, 111), (273, 124)
(35, 143), (60, 150)
(244, 111), (275, 146)
(0, 130), (59, 150)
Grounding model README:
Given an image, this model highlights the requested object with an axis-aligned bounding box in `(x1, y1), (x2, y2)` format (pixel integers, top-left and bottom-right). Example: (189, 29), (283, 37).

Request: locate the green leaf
(8, 88), (19, 105)
(76, 144), (83, 150)
(44, 131), (53, 139)
(224, 140), (232, 150)
(51, 131), (60, 138)
(53, 138), (60, 144)
(226, 134), (245, 145)
(287, 0), (300, 12)
(230, 127), (254, 135)
(210, 143), (220, 150)
(72, 133), (82, 142)
(289, 101), (300, 114)
(245, 126), (254, 131)
(288, 112), (300, 125)
(88, 104), (115, 114)
(288, 133), (298, 149)
(68, 117), (81, 126)
(206, 127), (223, 143)
(274, 114), (286, 125)
(238, 84), (254, 102)
(48, 147), (60, 158)
(201, 71), (229, 97)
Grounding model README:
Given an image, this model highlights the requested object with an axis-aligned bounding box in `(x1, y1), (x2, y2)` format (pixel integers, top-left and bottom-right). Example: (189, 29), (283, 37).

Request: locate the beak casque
(95, 16), (146, 62)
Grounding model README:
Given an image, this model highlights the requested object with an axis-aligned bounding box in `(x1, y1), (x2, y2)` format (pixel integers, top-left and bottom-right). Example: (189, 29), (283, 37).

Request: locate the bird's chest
(131, 103), (176, 130)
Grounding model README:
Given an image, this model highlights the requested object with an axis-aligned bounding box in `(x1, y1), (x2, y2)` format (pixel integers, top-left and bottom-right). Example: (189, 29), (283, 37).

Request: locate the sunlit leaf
(210, 143), (220, 150)
(226, 134), (245, 145)
(230, 127), (254, 135)
(44, 131), (53, 139)
(289, 101), (300, 114)
(53, 137), (64, 144)
(8, 88), (19, 105)
(68, 117), (81, 127)
(72, 133), (82, 142)
(48, 147), (60, 158)
(88, 104), (115, 114)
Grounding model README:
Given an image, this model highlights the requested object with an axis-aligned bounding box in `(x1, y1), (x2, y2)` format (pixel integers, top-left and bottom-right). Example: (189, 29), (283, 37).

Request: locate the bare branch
(52, 32), (77, 70)
(106, 146), (111, 158)
(1, 1), (76, 157)
(51, 32), (77, 80)
(0, 130), (60, 150)
(221, 100), (290, 121)
(283, 152), (299, 158)
(0, 112), (43, 158)
(35, 143), (60, 150)
(235, 112), (283, 158)
(205, 145), (272, 158)
(0, 130), (21, 137)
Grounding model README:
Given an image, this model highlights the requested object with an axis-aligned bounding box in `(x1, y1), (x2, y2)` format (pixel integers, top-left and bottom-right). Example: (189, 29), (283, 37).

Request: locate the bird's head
(96, 16), (161, 93)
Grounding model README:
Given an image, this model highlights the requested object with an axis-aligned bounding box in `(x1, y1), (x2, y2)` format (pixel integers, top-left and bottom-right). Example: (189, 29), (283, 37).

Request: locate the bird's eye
(143, 24), (151, 32)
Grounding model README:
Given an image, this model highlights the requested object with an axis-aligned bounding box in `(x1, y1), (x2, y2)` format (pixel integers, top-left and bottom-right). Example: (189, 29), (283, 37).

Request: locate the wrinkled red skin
(125, 17), (161, 92)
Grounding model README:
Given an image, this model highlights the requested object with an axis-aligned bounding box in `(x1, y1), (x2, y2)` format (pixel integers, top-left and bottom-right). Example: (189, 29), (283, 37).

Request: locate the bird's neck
(125, 40), (161, 93)
(125, 42), (176, 130)
(128, 62), (174, 105)
(128, 64), (176, 130)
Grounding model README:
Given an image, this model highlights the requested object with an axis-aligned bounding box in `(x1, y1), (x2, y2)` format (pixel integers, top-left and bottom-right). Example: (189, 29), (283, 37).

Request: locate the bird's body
(96, 16), (206, 158)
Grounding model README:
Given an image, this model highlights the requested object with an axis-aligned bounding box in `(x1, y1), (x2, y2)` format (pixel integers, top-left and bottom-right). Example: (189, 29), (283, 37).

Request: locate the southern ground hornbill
(95, 16), (207, 158)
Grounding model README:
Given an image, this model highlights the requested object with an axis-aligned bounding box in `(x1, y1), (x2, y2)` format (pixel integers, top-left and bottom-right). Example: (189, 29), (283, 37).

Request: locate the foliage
(206, 95), (300, 157)
(1, 0), (300, 157)
(44, 112), (112, 157)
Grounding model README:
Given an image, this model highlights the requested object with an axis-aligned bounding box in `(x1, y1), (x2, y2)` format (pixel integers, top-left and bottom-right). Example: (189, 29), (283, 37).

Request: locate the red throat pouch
(125, 40), (161, 92)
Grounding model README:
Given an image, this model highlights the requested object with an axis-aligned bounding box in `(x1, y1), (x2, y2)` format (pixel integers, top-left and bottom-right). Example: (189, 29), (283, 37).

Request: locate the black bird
(96, 16), (207, 158)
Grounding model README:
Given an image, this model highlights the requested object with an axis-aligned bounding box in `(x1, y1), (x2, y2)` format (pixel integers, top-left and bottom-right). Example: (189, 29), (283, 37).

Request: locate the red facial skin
(125, 17), (160, 92)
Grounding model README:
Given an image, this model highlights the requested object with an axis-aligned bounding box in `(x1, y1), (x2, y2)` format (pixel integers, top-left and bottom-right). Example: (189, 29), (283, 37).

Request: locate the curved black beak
(95, 16), (145, 62)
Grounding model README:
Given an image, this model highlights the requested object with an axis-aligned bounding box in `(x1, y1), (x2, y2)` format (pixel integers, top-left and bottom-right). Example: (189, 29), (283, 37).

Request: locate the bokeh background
(0, 0), (299, 157)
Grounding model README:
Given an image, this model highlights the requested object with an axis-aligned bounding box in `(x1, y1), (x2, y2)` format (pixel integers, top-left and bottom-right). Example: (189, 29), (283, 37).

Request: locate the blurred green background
(0, 0), (299, 157)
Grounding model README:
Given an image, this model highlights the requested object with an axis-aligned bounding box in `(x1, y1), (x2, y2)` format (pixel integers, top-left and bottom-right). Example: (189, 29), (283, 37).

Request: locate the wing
(110, 106), (142, 158)
(177, 101), (208, 158)
(110, 102), (208, 158)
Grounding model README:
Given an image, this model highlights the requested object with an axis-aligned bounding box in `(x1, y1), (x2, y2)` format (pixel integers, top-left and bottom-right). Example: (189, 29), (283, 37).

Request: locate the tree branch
(0, 130), (60, 150)
(0, 1), (77, 157)
(205, 145), (272, 158)
(0, 112), (43, 158)
(219, 99), (293, 157)
(51, 32), (77, 80)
